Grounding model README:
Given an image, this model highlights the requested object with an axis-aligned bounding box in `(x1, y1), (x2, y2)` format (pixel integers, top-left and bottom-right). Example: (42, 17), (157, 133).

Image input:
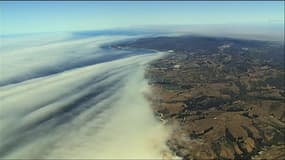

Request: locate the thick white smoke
(0, 34), (172, 159)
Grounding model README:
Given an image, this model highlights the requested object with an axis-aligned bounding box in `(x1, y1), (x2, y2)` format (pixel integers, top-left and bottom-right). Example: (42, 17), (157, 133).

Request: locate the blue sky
(0, 1), (284, 35)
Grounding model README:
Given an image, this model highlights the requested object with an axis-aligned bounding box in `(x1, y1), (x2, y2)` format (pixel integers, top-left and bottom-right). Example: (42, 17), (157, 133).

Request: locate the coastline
(133, 35), (285, 159)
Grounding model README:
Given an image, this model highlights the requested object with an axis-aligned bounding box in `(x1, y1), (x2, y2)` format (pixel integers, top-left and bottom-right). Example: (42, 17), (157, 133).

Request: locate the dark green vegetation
(114, 36), (285, 160)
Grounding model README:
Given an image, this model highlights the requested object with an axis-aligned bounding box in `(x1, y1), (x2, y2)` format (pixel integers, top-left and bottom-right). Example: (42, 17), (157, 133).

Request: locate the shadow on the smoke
(0, 48), (153, 87)
(0, 68), (133, 157)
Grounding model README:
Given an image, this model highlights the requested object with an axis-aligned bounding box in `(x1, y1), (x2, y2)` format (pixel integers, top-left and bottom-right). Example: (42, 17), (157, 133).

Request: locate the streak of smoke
(0, 34), (172, 159)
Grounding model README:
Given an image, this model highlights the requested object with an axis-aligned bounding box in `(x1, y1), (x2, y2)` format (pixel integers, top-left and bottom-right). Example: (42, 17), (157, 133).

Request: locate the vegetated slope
(114, 36), (285, 160)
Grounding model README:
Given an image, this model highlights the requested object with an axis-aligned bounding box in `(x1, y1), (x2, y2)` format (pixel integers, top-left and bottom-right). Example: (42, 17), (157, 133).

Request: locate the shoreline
(135, 35), (284, 159)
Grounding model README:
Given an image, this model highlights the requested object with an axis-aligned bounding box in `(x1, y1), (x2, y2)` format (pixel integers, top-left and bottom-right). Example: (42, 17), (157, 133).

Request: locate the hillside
(114, 35), (285, 159)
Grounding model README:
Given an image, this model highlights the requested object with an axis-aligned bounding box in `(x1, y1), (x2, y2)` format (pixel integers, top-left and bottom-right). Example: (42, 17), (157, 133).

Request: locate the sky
(0, 1), (284, 35)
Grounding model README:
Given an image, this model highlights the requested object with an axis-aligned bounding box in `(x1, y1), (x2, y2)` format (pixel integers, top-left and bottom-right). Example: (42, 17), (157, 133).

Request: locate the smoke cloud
(0, 34), (172, 159)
